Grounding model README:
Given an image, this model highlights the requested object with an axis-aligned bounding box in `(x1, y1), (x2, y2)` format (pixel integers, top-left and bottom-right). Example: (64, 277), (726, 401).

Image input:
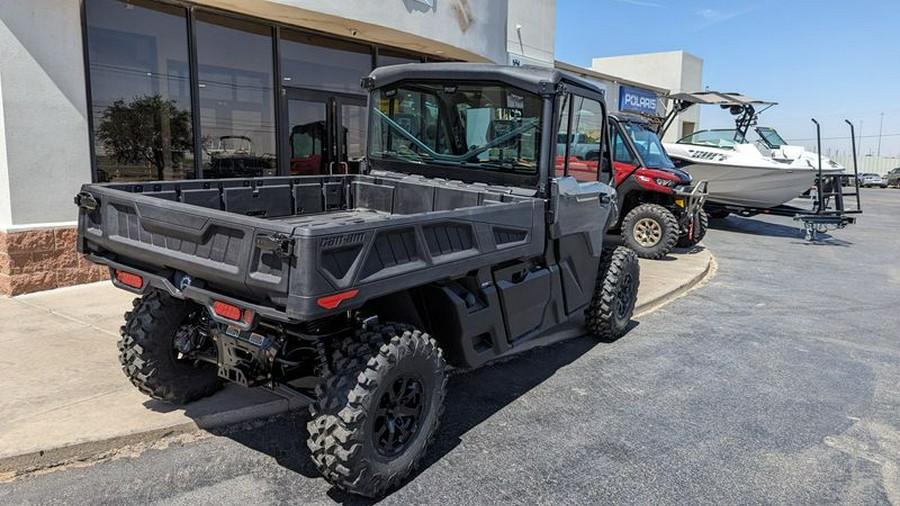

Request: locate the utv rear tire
(677, 208), (709, 248)
(585, 246), (640, 341)
(118, 290), (221, 404)
(307, 324), (447, 497)
(621, 203), (679, 259)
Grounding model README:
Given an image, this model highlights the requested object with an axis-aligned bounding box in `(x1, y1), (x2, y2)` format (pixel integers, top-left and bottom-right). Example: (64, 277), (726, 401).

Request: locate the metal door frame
(281, 87), (366, 175)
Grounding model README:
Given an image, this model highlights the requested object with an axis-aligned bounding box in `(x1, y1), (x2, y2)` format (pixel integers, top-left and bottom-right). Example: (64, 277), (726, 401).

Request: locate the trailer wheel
(307, 324), (447, 497)
(118, 290), (221, 404)
(621, 203), (679, 259)
(677, 208), (709, 248)
(585, 246), (640, 341)
(707, 209), (730, 219)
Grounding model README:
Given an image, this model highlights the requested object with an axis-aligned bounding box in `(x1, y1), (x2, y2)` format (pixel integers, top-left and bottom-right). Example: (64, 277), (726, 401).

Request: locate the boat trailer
(703, 118), (862, 241)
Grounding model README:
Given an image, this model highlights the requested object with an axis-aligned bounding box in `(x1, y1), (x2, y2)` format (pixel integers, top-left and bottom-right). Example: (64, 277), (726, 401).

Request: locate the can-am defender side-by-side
(608, 114), (709, 258)
(75, 64), (640, 497)
(561, 113), (709, 259)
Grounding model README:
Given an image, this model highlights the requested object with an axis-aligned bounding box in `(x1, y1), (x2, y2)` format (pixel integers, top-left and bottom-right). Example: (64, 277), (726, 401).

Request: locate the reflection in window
(555, 94), (570, 177)
(376, 49), (423, 68)
(341, 103), (368, 162)
(557, 96), (603, 182)
(195, 13), (276, 178)
(281, 31), (372, 94)
(369, 83), (539, 174)
(85, 0), (194, 182)
(612, 129), (636, 166)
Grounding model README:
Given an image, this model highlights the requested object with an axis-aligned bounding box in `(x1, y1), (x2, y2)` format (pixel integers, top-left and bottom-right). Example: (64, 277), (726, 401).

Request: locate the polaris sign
(619, 85), (658, 115)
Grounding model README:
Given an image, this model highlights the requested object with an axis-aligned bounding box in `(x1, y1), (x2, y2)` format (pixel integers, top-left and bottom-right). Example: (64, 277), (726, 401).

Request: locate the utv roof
(365, 62), (605, 97)
(666, 91), (776, 106)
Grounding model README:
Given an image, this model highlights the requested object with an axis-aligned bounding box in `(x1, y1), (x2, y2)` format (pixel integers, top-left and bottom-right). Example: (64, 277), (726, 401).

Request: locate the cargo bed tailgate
(77, 185), (294, 305)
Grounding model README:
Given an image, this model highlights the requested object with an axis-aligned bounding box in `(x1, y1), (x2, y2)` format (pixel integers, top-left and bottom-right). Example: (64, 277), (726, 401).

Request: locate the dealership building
(0, 0), (702, 295)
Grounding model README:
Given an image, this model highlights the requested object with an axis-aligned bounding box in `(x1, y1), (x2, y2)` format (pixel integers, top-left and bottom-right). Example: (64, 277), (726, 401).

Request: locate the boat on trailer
(656, 91), (860, 239)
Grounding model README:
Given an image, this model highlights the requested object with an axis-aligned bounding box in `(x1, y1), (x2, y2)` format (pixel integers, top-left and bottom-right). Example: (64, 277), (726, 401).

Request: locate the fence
(827, 154), (899, 175)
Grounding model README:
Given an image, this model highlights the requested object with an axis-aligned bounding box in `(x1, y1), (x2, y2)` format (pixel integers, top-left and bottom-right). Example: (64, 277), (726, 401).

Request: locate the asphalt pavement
(1, 188), (897, 505)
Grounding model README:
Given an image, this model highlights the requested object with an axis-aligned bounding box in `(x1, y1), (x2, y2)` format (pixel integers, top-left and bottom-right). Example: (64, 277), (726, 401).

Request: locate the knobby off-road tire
(307, 324), (447, 497)
(621, 203), (679, 260)
(677, 208), (709, 248)
(118, 290), (222, 404)
(585, 246), (640, 341)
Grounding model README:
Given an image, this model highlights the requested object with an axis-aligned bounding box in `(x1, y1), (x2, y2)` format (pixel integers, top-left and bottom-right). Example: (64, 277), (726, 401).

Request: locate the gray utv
(75, 63), (640, 497)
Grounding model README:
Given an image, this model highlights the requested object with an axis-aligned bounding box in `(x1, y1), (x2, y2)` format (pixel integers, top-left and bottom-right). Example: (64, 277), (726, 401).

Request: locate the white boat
(663, 137), (816, 208)
(659, 91), (840, 209)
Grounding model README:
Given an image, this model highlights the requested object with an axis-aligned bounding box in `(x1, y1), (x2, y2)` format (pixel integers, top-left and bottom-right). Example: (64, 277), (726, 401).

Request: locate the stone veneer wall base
(0, 227), (108, 296)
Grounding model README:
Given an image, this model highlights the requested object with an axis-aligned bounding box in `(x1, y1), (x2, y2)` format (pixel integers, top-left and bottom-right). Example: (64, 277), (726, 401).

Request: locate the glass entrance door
(285, 88), (366, 175)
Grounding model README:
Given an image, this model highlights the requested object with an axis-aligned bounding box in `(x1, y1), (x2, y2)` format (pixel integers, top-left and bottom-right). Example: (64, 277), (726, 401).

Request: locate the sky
(555, 0), (900, 158)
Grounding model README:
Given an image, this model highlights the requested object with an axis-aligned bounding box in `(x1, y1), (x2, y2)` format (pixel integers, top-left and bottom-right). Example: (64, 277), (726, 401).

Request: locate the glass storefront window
(195, 13), (276, 178)
(280, 31), (372, 94)
(376, 49), (423, 68)
(85, 0), (194, 182)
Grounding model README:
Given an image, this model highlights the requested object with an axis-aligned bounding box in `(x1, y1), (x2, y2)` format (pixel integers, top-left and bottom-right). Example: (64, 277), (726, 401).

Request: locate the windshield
(620, 121), (674, 169)
(756, 127), (787, 148)
(368, 82), (541, 173)
(678, 129), (745, 149)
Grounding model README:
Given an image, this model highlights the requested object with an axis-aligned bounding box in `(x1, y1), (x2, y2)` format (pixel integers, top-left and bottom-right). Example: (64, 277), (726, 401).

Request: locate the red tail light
(114, 270), (143, 289)
(211, 300), (255, 324)
(317, 289), (359, 309)
(213, 300), (241, 320)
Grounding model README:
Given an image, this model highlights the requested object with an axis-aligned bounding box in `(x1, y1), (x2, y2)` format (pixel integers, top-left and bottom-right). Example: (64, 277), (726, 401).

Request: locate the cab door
(551, 93), (615, 314)
(610, 119), (640, 186)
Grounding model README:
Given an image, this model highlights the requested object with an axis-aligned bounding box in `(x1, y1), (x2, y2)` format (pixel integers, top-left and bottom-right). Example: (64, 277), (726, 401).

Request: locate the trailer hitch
(255, 233), (294, 258)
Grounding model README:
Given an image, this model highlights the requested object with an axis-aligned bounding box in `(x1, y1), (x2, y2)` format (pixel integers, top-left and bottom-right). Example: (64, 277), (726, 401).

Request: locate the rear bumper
(91, 254), (291, 330)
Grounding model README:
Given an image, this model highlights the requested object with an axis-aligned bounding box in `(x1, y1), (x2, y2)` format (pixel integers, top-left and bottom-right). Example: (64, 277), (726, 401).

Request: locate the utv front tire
(118, 290), (221, 404)
(307, 325), (447, 497)
(585, 246), (640, 341)
(621, 203), (679, 259)
(677, 208), (709, 248)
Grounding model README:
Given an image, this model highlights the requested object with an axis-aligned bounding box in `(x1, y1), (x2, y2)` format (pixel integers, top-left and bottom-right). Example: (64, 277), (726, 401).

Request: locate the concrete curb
(0, 394), (309, 478)
(0, 250), (716, 480)
(635, 250), (717, 318)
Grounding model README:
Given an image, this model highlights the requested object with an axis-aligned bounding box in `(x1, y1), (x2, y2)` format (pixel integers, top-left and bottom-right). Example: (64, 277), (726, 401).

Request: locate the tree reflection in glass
(96, 95), (193, 181)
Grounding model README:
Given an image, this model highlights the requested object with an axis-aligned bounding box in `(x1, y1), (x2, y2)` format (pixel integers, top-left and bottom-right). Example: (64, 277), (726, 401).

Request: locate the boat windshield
(620, 121), (674, 169)
(755, 127), (787, 148)
(368, 81), (541, 173)
(678, 129), (745, 149)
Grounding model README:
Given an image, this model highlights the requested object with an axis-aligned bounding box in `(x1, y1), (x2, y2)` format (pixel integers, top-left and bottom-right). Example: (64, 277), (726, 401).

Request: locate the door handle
(328, 162), (349, 175)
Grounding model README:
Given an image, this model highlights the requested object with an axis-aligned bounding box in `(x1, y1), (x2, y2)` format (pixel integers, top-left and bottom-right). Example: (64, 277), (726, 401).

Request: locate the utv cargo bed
(77, 174), (544, 323)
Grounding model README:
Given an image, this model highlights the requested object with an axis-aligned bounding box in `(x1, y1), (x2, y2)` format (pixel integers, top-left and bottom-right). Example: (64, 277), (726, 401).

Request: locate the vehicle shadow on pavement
(206, 322), (638, 504)
(710, 217), (854, 246)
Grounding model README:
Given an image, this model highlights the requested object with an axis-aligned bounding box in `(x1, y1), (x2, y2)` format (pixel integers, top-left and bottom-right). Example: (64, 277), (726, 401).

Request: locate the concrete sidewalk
(0, 247), (713, 476)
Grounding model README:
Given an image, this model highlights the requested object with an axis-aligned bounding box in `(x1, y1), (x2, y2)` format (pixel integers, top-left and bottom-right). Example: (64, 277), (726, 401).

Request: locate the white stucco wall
(591, 50), (704, 142)
(0, 73), (11, 226)
(198, 0), (512, 63)
(0, 0), (92, 227)
(506, 0), (555, 66)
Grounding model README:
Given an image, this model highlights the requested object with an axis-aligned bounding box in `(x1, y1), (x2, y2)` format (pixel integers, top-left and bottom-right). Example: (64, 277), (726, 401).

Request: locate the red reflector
(114, 270), (143, 289)
(317, 289), (359, 309)
(212, 300), (242, 321)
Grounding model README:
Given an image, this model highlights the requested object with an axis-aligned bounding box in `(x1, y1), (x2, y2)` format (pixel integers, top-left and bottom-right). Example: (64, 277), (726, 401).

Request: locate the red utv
(607, 114), (708, 259)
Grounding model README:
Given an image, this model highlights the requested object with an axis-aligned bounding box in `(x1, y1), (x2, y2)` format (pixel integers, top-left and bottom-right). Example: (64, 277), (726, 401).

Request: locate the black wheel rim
(615, 273), (635, 320)
(373, 375), (425, 457)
